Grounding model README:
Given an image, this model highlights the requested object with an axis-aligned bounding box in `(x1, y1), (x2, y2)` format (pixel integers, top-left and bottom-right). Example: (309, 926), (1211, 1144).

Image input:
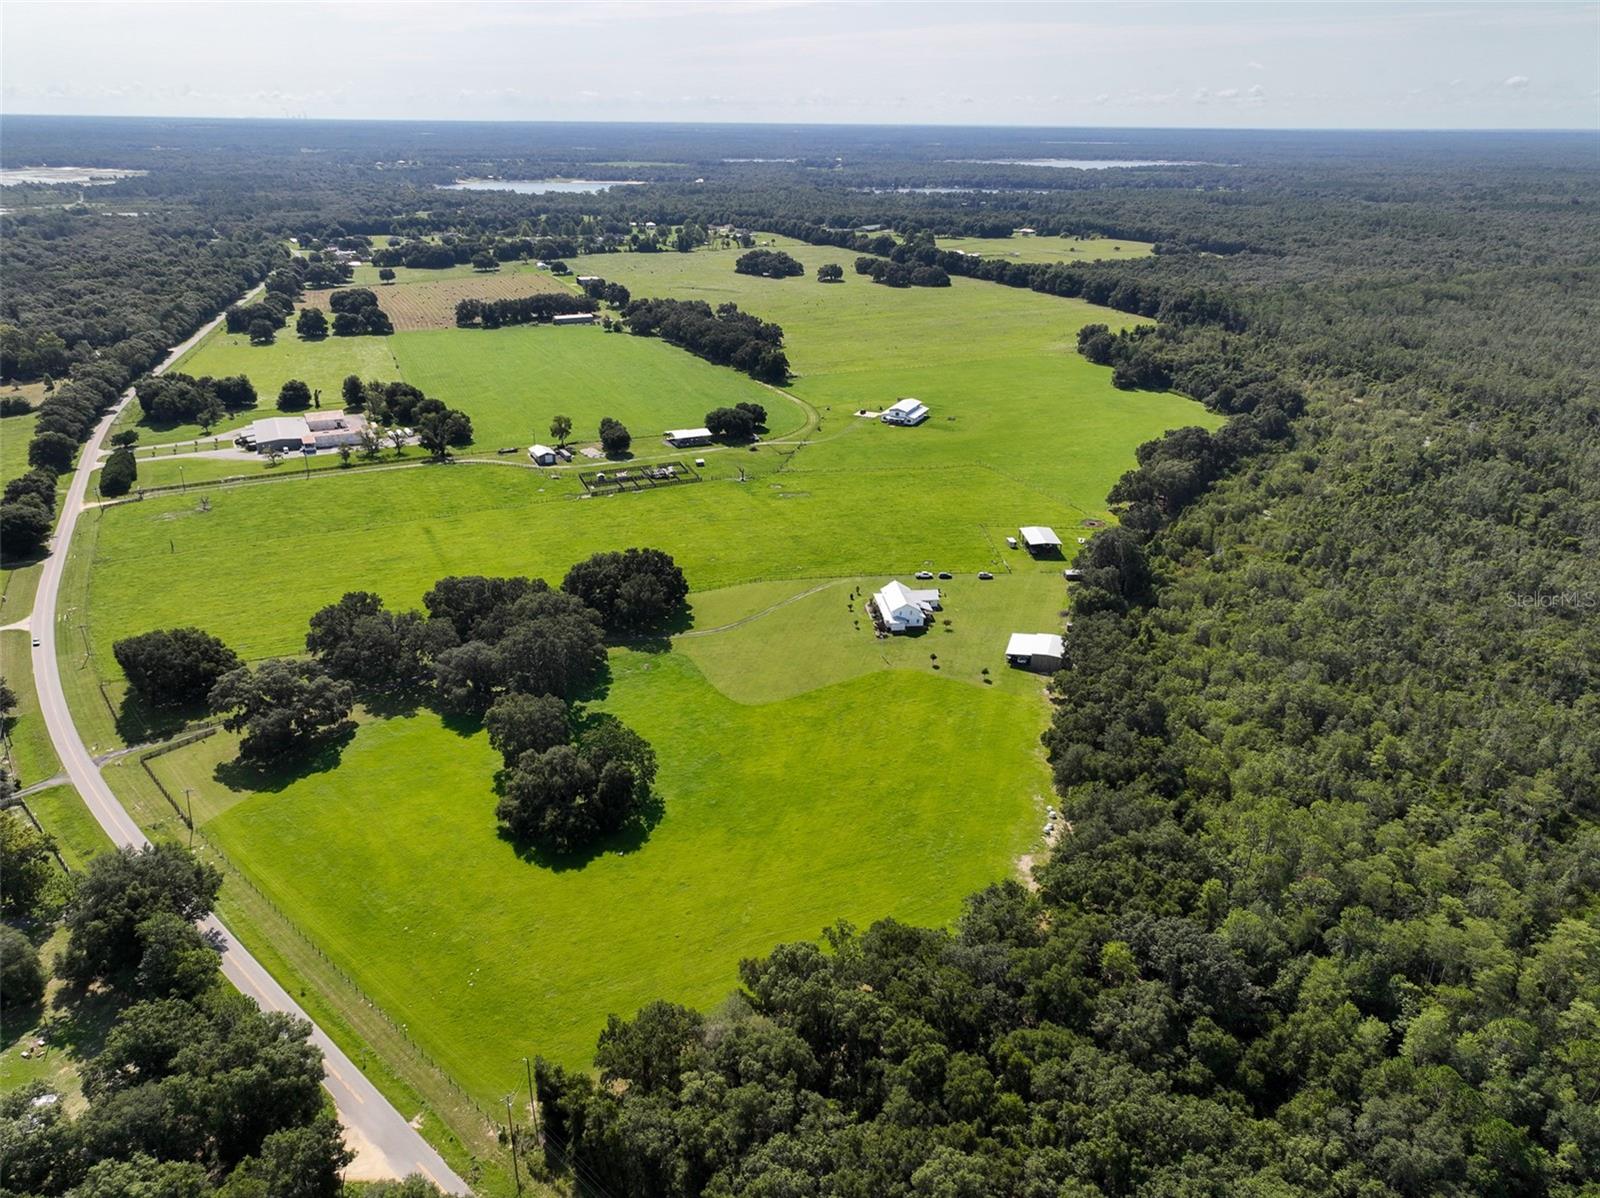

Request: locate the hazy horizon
(3, 1), (1596, 132)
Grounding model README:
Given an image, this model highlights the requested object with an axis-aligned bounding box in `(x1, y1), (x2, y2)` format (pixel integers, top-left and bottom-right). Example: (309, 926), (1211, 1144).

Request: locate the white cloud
(1504, 74), (1531, 88)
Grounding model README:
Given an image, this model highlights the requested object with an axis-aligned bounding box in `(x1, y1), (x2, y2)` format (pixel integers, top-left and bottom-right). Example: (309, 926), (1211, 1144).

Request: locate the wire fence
(137, 744), (506, 1148)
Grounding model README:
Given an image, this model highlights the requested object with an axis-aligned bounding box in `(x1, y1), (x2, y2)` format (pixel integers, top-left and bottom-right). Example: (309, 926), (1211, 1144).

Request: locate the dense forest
(2, 117), (1595, 1196)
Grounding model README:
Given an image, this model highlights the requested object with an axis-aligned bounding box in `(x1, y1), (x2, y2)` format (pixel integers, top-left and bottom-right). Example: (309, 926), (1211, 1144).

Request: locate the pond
(0, 166), (146, 186)
(957, 158), (1209, 170)
(438, 178), (644, 194)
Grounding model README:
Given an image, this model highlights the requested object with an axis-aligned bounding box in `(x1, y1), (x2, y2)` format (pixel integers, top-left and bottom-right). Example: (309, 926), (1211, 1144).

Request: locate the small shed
(1019, 526), (1063, 556)
(1005, 632), (1064, 672)
(528, 444), (558, 466)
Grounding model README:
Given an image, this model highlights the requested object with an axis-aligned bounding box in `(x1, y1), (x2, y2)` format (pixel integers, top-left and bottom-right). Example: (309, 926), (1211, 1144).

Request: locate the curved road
(28, 295), (469, 1194)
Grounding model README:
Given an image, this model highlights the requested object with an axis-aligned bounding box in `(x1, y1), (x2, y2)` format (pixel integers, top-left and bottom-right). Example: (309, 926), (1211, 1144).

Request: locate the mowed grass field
(149, 653), (1046, 1090)
(74, 234), (1221, 1102)
(936, 233), (1155, 262)
(2, 410), (40, 485)
(123, 317), (794, 453)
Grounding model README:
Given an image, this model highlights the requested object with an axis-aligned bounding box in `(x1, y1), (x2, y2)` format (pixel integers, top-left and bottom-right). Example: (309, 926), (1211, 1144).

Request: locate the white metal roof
(529, 444), (556, 458)
(887, 398), (927, 414)
(251, 416), (310, 442)
(876, 580), (940, 613)
(666, 427), (713, 441)
(1019, 525), (1063, 547)
(1007, 632), (1064, 658)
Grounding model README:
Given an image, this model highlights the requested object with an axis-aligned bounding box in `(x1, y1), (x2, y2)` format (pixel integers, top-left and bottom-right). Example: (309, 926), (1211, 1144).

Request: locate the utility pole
(504, 1096), (523, 1195)
(184, 788), (194, 846)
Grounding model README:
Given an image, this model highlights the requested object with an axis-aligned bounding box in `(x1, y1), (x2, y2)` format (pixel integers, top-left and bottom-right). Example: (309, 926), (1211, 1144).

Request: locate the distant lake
(440, 178), (643, 194)
(958, 158), (1207, 170)
(0, 166), (146, 186)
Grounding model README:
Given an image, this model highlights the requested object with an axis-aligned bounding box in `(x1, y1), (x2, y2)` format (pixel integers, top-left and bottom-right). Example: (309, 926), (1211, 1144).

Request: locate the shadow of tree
(22, 979), (126, 1075)
(496, 788), (666, 873)
(212, 721), (357, 794)
(113, 692), (200, 747)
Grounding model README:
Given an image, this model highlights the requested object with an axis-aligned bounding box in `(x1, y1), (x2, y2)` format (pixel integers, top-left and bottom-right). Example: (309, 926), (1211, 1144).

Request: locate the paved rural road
(28, 295), (470, 1195)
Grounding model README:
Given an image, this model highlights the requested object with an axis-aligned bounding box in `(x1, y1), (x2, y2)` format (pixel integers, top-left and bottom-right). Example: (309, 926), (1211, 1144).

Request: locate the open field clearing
(142, 649), (1045, 1088)
(2, 411), (41, 484)
(114, 332), (402, 446)
(73, 235), (1218, 1108)
(390, 323), (801, 446)
(1, 629), (61, 785)
(119, 314), (793, 452)
(79, 462), (1094, 667)
(26, 784), (114, 871)
(936, 233), (1155, 261)
(301, 270), (572, 331)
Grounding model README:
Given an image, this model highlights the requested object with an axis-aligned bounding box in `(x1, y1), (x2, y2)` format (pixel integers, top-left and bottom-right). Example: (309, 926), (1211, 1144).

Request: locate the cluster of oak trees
(622, 297), (790, 383)
(704, 401), (767, 441)
(734, 248), (805, 278)
(111, 551), (687, 856)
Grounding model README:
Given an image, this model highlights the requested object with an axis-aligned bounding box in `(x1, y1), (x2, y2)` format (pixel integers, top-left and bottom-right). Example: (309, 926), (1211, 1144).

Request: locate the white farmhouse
(871, 579), (942, 633)
(881, 398), (930, 426)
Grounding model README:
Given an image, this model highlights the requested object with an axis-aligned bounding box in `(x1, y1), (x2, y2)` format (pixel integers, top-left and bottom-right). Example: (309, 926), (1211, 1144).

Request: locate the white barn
(872, 579), (942, 633)
(882, 398), (930, 426)
(528, 444), (558, 465)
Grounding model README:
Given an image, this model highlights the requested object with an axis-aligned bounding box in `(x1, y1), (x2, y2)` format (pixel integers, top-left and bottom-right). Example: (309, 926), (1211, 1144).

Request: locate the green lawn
(1, 630), (61, 785)
(390, 324), (803, 449)
(151, 648), (1047, 1093)
(73, 235), (1220, 1113)
(120, 319), (795, 455)
(936, 233), (1155, 262)
(113, 333), (403, 446)
(2, 411), (40, 485)
(28, 784), (114, 871)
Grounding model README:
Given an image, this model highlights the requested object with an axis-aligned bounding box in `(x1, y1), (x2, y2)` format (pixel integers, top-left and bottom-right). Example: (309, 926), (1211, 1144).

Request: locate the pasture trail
(676, 578), (846, 638)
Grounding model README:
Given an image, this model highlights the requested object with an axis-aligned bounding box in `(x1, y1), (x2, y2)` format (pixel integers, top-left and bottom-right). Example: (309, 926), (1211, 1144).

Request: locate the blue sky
(4, 1), (1596, 129)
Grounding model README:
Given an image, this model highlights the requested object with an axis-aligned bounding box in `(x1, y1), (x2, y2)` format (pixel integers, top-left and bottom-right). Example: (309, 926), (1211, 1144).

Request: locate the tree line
(453, 292), (596, 329)
(526, 151), (1600, 1197)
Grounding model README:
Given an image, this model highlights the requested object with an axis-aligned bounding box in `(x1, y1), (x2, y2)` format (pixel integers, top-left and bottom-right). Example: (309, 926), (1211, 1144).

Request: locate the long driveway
(27, 294), (469, 1193)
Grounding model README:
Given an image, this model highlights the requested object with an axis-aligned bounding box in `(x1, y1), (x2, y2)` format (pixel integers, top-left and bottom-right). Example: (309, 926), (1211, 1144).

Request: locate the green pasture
(27, 784), (114, 871)
(390, 324), (803, 448)
(82, 463), (1096, 670)
(148, 647), (1046, 1090)
(679, 571), (1071, 704)
(119, 320), (796, 454)
(114, 333), (402, 446)
(71, 233), (1220, 1110)
(936, 233), (1155, 262)
(2, 411), (40, 485)
(1, 630), (61, 785)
